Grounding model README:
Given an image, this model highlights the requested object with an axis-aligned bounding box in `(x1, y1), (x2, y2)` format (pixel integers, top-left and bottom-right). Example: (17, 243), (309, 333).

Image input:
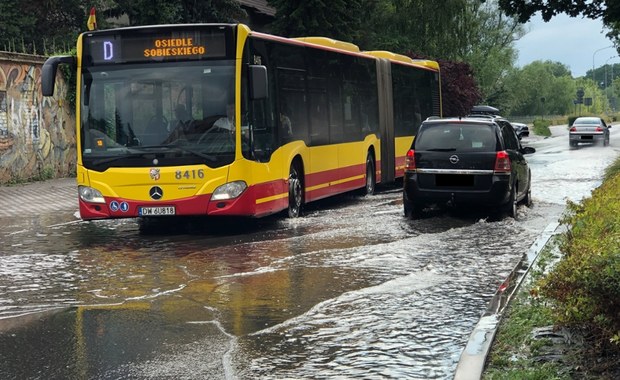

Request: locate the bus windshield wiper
(90, 148), (152, 166)
(162, 144), (217, 162)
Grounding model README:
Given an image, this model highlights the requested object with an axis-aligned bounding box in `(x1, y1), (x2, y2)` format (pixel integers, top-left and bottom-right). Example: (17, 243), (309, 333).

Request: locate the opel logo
(449, 155), (460, 164)
(149, 186), (163, 200)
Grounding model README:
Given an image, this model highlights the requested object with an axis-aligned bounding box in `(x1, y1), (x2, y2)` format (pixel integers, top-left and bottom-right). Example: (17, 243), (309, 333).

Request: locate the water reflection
(0, 305), (228, 379)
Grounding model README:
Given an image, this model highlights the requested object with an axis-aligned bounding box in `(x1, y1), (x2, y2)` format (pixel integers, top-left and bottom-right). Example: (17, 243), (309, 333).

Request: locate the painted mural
(0, 52), (76, 184)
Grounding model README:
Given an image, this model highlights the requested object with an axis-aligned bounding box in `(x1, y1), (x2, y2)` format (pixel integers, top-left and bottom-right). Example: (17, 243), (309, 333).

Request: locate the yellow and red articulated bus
(41, 24), (441, 221)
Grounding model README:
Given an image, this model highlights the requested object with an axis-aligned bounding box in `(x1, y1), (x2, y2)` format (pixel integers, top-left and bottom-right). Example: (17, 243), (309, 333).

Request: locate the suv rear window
(415, 122), (496, 152)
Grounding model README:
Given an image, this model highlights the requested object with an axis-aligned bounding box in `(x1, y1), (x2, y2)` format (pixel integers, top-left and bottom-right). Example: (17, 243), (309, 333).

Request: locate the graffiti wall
(0, 52), (76, 184)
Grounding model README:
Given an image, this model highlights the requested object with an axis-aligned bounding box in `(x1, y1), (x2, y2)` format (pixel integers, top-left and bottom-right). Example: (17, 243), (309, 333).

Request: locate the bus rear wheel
(288, 162), (304, 218)
(364, 153), (376, 196)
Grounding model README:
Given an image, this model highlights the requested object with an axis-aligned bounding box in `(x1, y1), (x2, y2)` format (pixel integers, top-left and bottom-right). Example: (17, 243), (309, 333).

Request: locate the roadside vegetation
(4, 166), (57, 186)
(531, 120), (552, 137)
(484, 156), (620, 378)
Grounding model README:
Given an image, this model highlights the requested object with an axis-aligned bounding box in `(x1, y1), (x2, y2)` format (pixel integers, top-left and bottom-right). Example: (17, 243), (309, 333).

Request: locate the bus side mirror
(41, 55), (75, 96)
(249, 65), (268, 100)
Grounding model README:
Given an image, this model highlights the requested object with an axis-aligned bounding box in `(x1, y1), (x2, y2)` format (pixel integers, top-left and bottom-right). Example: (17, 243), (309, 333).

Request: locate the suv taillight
(494, 151), (511, 173)
(405, 149), (416, 171)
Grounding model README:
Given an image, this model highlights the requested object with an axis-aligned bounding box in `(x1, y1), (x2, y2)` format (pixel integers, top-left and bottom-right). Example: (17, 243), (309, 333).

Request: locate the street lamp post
(604, 56), (619, 113)
(592, 46), (614, 110)
(604, 55), (618, 89)
(593, 45), (614, 84)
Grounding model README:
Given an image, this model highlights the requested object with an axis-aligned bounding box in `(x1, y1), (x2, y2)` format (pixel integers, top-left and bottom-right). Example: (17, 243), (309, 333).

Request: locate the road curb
(453, 221), (561, 380)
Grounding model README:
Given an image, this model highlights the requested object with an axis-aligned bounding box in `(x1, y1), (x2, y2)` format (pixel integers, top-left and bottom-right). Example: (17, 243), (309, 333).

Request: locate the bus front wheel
(288, 162), (304, 218)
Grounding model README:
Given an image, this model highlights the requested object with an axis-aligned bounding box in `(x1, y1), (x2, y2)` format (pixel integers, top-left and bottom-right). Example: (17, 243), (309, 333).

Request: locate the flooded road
(0, 125), (618, 379)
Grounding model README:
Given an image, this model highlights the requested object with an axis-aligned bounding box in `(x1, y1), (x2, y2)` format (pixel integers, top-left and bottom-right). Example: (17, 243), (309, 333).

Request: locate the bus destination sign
(84, 28), (229, 65)
(144, 38), (205, 58)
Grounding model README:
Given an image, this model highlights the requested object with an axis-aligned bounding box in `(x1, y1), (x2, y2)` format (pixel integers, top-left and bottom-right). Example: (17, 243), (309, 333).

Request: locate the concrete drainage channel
(453, 221), (561, 380)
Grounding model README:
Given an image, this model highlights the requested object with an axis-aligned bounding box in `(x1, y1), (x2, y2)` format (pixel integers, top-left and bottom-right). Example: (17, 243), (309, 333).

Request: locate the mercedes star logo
(449, 155), (459, 164)
(149, 186), (163, 200)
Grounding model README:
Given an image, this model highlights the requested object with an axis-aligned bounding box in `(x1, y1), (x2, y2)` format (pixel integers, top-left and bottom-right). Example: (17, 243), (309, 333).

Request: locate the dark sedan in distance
(511, 122), (530, 139)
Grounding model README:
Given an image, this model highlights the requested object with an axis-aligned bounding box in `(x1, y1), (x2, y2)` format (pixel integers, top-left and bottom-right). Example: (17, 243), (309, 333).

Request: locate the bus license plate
(139, 206), (176, 216)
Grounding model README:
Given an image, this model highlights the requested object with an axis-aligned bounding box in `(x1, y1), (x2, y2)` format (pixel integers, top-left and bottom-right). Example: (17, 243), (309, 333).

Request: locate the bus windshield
(80, 61), (236, 171)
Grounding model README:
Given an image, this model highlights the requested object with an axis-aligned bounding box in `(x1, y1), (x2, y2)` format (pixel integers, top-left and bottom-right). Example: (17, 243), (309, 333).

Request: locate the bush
(567, 116), (578, 127)
(539, 160), (620, 346)
(532, 119), (551, 136)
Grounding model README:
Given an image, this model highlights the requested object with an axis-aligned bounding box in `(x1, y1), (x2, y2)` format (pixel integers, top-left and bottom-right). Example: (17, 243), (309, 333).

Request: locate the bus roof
(292, 37), (360, 53)
(363, 50), (413, 64)
(363, 50), (439, 70)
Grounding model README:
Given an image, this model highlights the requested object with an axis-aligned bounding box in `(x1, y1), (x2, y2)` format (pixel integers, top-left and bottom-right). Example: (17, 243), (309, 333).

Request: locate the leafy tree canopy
(105, 0), (246, 26)
(500, 60), (594, 116)
(496, 0), (620, 46)
(496, 0), (615, 23)
(0, 0), (84, 53)
(0, 0), (246, 54)
(266, 0), (363, 42)
(436, 60), (483, 117)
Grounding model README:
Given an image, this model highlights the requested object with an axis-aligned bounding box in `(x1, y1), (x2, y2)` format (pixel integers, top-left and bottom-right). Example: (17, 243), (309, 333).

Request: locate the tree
(266, 0), (363, 42)
(0, 0), (85, 54)
(361, 0), (470, 59)
(105, 0), (246, 26)
(461, 1), (524, 101)
(501, 60), (593, 116)
(437, 60), (483, 117)
(176, 0), (246, 23)
(496, 0), (616, 23)
(496, 0), (620, 46)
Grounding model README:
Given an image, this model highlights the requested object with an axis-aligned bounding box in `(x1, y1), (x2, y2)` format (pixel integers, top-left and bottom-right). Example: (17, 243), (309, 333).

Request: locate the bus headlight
(78, 185), (106, 203)
(212, 181), (247, 200)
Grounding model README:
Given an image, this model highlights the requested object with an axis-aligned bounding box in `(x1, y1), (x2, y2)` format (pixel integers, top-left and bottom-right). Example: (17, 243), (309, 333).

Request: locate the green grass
(604, 158), (620, 182)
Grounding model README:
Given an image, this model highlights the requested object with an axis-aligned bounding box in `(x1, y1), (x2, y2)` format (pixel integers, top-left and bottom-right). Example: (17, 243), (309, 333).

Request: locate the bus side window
(248, 98), (277, 162)
(276, 68), (307, 144)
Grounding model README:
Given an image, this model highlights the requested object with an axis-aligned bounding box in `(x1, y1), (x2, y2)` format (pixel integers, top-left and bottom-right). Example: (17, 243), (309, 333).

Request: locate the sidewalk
(0, 178), (78, 217)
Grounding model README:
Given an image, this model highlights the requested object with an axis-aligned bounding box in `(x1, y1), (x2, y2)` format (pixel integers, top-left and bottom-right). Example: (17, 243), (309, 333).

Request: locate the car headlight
(211, 181), (247, 200)
(78, 185), (105, 203)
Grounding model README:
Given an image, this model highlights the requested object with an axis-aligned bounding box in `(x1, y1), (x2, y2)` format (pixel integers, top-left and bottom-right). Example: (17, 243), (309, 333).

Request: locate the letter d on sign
(103, 41), (114, 61)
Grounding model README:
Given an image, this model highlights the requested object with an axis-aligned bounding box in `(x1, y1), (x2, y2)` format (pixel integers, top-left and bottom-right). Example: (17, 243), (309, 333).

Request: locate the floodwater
(0, 125), (618, 379)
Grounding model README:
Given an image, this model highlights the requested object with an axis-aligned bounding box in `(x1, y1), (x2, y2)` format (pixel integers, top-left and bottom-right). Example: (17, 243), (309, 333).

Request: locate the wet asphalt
(0, 176), (553, 379)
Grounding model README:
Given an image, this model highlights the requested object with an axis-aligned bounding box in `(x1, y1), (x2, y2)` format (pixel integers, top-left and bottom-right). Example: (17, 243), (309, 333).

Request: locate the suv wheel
(404, 198), (424, 219)
(504, 185), (518, 220)
(522, 186), (532, 207)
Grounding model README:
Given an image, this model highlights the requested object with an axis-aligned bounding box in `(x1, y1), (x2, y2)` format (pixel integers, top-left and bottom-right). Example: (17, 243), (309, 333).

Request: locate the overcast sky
(514, 13), (616, 78)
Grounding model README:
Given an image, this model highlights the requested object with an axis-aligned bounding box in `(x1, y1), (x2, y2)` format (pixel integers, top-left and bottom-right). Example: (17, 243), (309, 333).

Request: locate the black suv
(403, 117), (535, 219)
